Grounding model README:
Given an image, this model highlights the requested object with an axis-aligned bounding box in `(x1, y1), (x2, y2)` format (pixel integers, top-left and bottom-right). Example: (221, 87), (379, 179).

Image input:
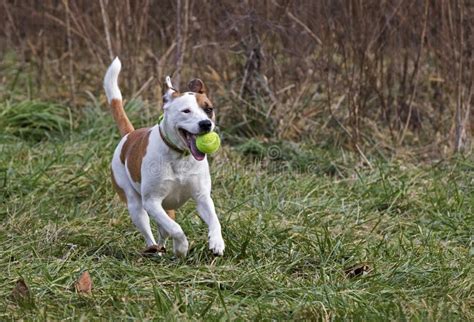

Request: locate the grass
(0, 100), (473, 320)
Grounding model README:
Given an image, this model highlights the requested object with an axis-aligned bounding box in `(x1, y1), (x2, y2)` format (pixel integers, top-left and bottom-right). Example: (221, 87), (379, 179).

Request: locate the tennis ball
(196, 131), (221, 154)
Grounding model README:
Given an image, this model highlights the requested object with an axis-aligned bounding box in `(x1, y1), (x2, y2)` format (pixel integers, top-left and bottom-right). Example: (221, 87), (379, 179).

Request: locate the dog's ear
(188, 79), (209, 95)
(163, 76), (179, 105)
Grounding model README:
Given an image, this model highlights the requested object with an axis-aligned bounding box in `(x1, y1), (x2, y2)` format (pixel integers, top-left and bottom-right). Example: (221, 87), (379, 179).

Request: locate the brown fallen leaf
(11, 279), (30, 301)
(75, 271), (92, 294)
(344, 263), (372, 278)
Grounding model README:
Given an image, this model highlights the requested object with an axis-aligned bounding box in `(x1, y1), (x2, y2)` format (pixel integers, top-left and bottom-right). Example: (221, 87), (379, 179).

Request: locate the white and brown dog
(104, 57), (224, 257)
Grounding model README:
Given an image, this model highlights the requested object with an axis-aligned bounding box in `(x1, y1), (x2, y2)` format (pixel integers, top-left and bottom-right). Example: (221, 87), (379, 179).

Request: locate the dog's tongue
(186, 133), (205, 161)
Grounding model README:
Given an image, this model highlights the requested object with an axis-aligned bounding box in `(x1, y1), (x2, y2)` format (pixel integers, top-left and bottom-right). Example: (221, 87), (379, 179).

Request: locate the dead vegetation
(1, 0), (472, 155)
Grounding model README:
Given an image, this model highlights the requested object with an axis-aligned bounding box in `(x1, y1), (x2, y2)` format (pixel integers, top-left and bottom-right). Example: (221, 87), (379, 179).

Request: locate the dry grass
(1, 0), (472, 154)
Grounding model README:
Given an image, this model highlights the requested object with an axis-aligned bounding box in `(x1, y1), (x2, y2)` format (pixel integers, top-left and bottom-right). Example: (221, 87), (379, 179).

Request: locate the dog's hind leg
(126, 191), (157, 248)
(112, 144), (158, 251)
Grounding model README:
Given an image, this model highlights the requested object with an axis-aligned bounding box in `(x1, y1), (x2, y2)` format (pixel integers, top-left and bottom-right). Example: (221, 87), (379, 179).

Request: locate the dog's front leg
(143, 198), (188, 257)
(195, 194), (225, 256)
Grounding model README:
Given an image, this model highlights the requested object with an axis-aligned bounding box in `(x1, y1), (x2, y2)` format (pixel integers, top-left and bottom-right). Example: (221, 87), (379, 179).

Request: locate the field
(0, 100), (472, 320)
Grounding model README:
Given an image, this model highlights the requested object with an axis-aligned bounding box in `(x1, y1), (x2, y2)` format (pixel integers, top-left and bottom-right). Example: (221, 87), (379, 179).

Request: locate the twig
(147, 42), (177, 84)
(175, 0), (188, 87)
(173, 0), (189, 88)
(454, 0), (471, 153)
(367, 0), (404, 52)
(327, 94), (373, 169)
(398, 0), (429, 145)
(327, 95), (349, 135)
(286, 10), (322, 45)
(63, 0), (76, 106)
(36, 10), (104, 66)
(3, 0), (25, 62)
(99, 0), (114, 61)
(276, 84), (296, 95)
(130, 76), (155, 102)
(239, 50), (255, 99)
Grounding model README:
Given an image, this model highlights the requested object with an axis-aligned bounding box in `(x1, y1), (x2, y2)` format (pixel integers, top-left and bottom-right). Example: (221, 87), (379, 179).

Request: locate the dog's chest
(142, 153), (205, 188)
(159, 160), (203, 209)
(170, 161), (191, 182)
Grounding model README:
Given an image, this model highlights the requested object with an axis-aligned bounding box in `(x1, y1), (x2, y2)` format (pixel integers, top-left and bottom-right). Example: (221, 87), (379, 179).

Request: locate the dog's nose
(198, 120), (212, 132)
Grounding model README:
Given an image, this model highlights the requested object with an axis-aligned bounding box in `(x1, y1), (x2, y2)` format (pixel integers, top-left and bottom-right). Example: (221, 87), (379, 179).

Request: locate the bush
(0, 101), (72, 142)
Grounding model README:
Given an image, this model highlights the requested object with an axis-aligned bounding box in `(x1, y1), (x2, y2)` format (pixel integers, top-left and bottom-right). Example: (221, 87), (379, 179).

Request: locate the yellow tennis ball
(196, 131), (221, 154)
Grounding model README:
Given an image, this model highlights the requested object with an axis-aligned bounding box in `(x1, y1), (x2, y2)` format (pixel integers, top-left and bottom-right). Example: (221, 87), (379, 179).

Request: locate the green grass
(0, 100), (473, 320)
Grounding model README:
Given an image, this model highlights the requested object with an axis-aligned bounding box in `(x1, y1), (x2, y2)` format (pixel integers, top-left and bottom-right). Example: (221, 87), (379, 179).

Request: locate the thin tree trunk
(63, 0), (76, 106)
(99, 0), (114, 61)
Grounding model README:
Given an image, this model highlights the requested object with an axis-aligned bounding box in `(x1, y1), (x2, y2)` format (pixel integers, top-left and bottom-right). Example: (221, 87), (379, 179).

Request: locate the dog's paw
(142, 245), (166, 256)
(209, 233), (225, 256)
(173, 236), (189, 258)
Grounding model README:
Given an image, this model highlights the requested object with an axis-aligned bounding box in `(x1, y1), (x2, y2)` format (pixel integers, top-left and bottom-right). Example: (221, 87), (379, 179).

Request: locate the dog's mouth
(179, 129), (205, 161)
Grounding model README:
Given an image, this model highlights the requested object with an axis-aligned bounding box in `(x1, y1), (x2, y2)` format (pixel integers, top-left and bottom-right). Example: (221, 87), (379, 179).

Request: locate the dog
(104, 57), (225, 257)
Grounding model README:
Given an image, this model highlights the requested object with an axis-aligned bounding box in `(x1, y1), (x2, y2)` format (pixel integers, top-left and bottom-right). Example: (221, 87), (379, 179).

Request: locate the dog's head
(161, 76), (215, 161)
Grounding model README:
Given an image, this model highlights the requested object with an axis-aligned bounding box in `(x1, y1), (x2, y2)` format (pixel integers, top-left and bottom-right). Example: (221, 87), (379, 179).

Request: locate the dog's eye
(182, 109), (191, 114)
(204, 108), (213, 115)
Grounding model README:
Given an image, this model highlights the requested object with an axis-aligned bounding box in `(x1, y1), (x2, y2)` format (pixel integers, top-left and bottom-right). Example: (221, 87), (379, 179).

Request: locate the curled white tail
(103, 57), (134, 136)
(104, 57), (122, 103)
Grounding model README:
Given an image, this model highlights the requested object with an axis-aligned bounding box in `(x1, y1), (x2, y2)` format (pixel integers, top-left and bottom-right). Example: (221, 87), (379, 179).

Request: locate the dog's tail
(104, 57), (134, 137)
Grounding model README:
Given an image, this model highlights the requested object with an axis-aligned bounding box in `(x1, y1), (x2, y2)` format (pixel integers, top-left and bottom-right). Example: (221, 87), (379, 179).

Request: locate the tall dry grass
(1, 0), (472, 155)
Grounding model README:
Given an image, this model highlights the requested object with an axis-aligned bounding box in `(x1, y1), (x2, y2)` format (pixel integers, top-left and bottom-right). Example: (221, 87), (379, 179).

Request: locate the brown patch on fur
(110, 99), (134, 137)
(111, 168), (127, 203)
(120, 128), (151, 183)
(196, 93), (215, 121)
(188, 78), (208, 95)
(196, 93), (212, 109)
(188, 79), (214, 119)
(166, 209), (176, 221)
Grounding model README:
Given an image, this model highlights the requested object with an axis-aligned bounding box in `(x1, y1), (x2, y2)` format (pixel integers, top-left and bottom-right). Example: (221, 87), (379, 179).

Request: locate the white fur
(104, 57), (122, 103)
(107, 59), (224, 257)
(112, 136), (157, 247)
(165, 76), (174, 89)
